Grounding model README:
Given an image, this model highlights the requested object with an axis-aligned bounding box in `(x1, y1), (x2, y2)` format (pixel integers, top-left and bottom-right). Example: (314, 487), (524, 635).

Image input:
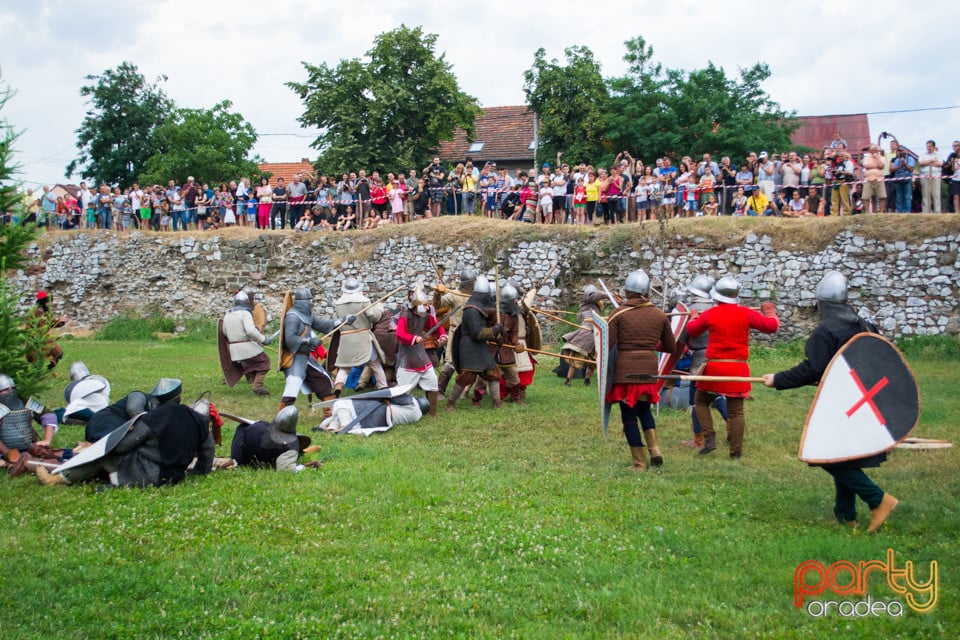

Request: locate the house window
(468, 141), (485, 153)
(527, 139), (536, 151)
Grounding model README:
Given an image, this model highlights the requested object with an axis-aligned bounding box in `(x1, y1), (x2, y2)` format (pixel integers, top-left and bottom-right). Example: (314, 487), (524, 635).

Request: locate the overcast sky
(3, 0), (957, 188)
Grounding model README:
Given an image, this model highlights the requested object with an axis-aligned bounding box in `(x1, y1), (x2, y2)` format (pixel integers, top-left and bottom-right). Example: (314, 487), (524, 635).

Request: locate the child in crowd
(389, 179), (405, 225)
(701, 193), (719, 216)
(732, 187), (748, 216)
(698, 168), (716, 209)
(160, 200), (172, 231)
(634, 177), (649, 221)
(683, 182), (699, 217)
(573, 178), (587, 225)
(538, 184), (554, 224)
(294, 209), (314, 231)
(783, 190), (808, 218)
(520, 181), (538, 223)
(336, 205), (356, 231)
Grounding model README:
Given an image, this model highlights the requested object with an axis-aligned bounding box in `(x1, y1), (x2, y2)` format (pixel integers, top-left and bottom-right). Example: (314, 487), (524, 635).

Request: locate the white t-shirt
(918, 151), (942, 177)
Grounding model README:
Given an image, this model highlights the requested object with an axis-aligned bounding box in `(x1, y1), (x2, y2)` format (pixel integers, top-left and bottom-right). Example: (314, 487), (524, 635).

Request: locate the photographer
(887, 140), (916, 213)
(829, 151), (855, 216)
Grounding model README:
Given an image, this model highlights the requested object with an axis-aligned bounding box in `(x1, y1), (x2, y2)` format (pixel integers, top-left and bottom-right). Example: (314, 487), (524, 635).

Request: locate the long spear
(488, 342), (595, 366)
(320, 284), (406, 341)
(531, 308), (587, 330)
(628, 373), (766, 383)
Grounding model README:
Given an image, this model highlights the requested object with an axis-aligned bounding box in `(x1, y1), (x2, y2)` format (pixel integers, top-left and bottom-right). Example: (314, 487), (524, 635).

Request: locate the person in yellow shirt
(745, 187), (777, 217)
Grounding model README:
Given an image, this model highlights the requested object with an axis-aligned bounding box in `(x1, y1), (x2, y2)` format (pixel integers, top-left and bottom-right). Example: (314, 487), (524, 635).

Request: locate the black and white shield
(799, 333), (920, 464)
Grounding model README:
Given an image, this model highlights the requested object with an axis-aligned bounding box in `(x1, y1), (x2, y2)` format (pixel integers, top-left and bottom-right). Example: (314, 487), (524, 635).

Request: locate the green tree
(0, 76), (49, 398)
(607, 37), (797, 162)
(66, 61), (174, 188)
(139, 100), (259, 186)
(523, 46), (611, 165)
(288, 25), (480, 173)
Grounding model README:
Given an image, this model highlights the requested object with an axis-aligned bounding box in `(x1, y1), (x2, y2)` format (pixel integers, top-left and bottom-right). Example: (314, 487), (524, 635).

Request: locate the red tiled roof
(257, 159), (315, 186)
(438, 105), (535, 163)
(791, 114), (871, 153)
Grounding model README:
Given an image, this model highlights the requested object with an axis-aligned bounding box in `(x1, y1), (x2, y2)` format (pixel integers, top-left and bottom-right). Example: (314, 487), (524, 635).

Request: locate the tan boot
(681, 433), (704, 449)
(867, 494), (898, 533)
(427, 391), (439, 417)
(36, 466), (69, 486)
(630, 446), (647, 470)
(644, 429), (663, 467)
(446, 384), (465, 411)
(252, 371), (270, 395)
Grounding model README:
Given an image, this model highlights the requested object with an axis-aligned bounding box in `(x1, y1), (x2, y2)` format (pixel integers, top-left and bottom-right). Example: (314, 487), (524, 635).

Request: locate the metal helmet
(416, 396), (430, 414)
(815, 270), (848, 303)
(242, 285), (257, 301)
(191, 397), (211, 423)
(459, 268), (478, 288)
(341, 277), (363, 294)
(473, 275), (492, 294)
(582, 284), (598, 296)
(624, 270), (651, 296)
(234, 291), (251, 309)
(0, 374), (17, 408)
(687, 275), (715, 299)
(712, 276), (741, 304)
(150, 378), (183, 405)
(263, 405), (299, 449)
(125, 391), (150, 418)
(273, 405), (299, 434)
(69, 361), (92, 382)
(293, 287), (313, 314)
(501, 283), (519, 302)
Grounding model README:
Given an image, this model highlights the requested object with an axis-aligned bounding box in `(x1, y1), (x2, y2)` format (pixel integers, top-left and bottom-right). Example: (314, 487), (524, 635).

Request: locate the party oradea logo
(794, 549), (938, 617)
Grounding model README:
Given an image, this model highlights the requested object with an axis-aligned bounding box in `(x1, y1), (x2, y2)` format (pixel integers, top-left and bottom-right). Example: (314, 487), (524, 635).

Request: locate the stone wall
(12, 225), (960, 341)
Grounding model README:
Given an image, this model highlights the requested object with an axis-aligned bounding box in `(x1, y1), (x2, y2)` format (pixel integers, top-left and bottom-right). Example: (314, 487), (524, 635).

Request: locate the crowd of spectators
(8, 133), (959, 232)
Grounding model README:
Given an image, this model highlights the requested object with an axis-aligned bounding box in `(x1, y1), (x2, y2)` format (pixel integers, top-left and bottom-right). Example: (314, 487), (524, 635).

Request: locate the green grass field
(1, 336), (956, 639)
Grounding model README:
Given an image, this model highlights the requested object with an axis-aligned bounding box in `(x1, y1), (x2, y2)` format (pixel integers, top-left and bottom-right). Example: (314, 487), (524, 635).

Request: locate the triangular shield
(53, 413), (145, 475)
(312, 383), (417, 408)
(799, 333), (919, 464)
(591, 310), (614, 437)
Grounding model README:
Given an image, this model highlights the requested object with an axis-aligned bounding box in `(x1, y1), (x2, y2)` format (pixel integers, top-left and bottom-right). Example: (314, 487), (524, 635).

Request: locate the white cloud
(3, 0), (958, 187)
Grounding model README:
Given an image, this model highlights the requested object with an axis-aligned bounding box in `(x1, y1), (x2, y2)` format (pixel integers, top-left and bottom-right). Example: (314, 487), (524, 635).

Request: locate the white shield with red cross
(799, 333), (920, 464)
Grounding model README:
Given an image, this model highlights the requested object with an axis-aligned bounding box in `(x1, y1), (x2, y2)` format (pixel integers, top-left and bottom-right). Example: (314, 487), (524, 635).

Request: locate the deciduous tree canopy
(288, 25), (480, 173)
(66, 61), (174, 188)
(139, 101), (259, 186)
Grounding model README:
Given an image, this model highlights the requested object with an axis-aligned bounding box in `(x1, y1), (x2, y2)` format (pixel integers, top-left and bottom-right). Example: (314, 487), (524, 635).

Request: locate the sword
(598, 278), (619, 309)
(494, 264), (501, 325)
(320, 284), (406, 342)
(422, 302), (466, 338)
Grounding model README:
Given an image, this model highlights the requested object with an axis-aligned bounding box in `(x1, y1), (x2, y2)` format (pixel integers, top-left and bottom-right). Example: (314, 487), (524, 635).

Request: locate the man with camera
(828, 150), (855, 216)
(887, 140), (916, 213)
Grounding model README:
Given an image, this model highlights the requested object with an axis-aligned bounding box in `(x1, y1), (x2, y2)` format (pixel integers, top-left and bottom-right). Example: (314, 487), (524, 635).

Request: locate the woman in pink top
(256, 177), (272, 229)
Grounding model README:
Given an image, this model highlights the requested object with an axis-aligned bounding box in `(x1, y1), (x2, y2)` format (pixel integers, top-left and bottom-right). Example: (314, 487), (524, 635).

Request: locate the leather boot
(630, 446), (647, 470)
(867, 494), (898, 533)
(471, 384), (485, 407)
(8, 452), (33, 478)
(488, 379), (503, 409)
(698, 434), (716, 455)
(644, 429), (663, 466)
(681, 433), (705, 449)
(36, 466), (69, 486)
(427, 391), (439, 417)
(518, 387), (526, 403)
(252, 371), (270, 395)
(508, 385), (525, 405)
(446, 383), (465, 411)
(437, 366), (453, 396)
